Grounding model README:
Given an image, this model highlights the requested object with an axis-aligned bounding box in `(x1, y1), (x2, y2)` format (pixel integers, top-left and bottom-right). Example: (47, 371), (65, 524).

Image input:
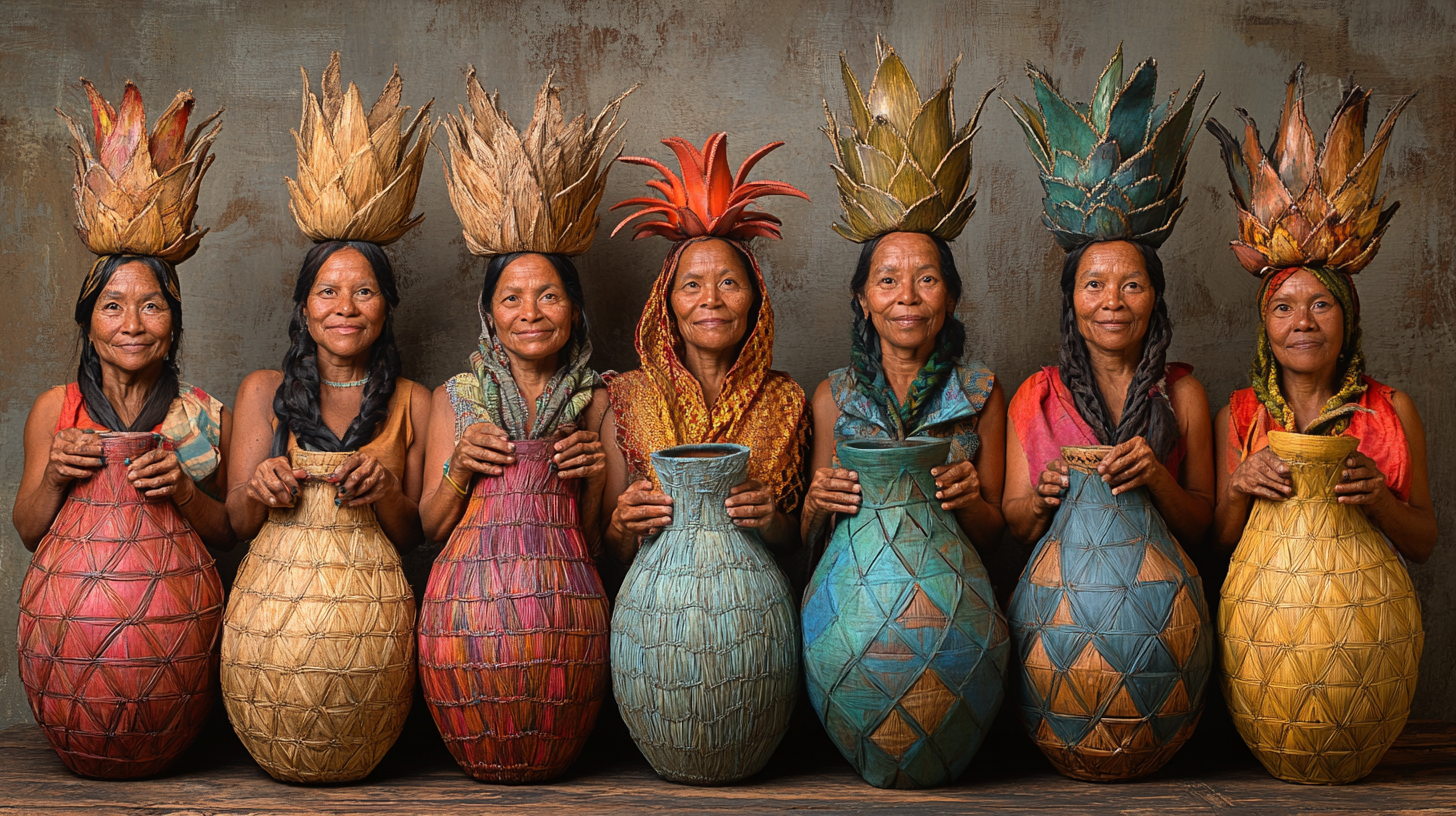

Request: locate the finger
(460, 443), (515, 466)
(725, 489), (771, 507)
(557, 461), (605, 481)
(553, 452), (600, 472)
(818, 477), (861, 494)
(468, 429), (515, 453)
(56, 452), (106, 469)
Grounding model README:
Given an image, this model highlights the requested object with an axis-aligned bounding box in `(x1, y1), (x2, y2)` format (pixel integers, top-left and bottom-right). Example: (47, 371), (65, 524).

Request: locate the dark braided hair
(850, 232), (967, 382)
(1057, 240), (1178, 458)
(74, 255), (182, 432)
(270, 241), (402, 457)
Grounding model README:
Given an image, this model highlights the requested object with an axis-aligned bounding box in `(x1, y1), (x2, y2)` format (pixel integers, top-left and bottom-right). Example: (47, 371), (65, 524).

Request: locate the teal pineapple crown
(1005, 44), (1216, 250)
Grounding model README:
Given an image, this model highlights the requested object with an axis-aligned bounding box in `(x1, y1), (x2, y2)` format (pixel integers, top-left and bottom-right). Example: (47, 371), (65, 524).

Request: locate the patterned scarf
(1252, 266), (1367, 436)
(849, 311), (957, 440)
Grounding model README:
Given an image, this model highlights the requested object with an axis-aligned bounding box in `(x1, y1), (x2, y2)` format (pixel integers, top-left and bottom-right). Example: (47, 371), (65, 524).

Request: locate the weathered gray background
(1, 0), (1452, 729)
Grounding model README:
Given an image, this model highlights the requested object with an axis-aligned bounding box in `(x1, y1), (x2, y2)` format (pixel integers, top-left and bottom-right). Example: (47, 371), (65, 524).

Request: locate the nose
(519, 297), (542, 321)
(119, 304), (145, 334)
(895, 278), (920, 305)
(1292, 308), (1318, 330)
(701, 282), (724, 308)
(1100, 286), (1125, 311)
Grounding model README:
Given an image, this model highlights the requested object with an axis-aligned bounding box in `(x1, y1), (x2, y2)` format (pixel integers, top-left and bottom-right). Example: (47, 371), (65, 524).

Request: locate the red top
(1226, 376), (1411, 503)
(55, 382), (140, 433)
(1010, 363), (1192, 485)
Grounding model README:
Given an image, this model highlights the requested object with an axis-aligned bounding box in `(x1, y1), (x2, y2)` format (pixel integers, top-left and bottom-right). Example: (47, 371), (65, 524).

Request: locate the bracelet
(443, 461), (469, 497)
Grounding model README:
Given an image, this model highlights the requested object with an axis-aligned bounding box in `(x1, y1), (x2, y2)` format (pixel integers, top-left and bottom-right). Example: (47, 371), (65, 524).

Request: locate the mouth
(325, 325), (364, 335)
(1095, 321), (1131, 330)
(116, 343), (153, 353)
(695, 318), (730, 328)
(888, 316), (926, 328)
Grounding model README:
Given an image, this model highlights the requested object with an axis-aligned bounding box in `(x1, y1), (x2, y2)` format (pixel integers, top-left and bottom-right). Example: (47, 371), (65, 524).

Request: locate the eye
(683, 280), (699, 290)
(879, 275), (896, 286)
(542, 292), (557, 302)
(721, 279), (737, 288)
(318, 287), (335, 297)
(1273, 303), (1291, 313)
(920, 275), (936, 285)
(502, 294), (518, 303)
(1125, 281), (1142, 291)
(1085, 280), (1101, 289)
(101, 302), (120, 311)
(356, 287), (374, 298)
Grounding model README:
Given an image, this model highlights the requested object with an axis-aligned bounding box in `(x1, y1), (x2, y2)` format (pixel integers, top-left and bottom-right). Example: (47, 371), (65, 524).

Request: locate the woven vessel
(419, 438), (610, 783)
(17, 432), (224, 779)
(611, 444), (799, 785)
(1219, 431), (1422, 785)
(1008, 446), (1212, 781)
(802, 438), (1009, 789)
(221, 449), (416, 784)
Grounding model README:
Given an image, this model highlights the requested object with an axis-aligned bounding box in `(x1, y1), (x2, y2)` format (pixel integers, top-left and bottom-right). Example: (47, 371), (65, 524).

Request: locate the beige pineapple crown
(286, 52), (436, 246)
(441, 68), (635, 257)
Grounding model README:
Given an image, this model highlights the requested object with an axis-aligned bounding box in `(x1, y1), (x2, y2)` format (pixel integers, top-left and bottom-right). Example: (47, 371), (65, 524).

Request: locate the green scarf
(849, 312), (956, 439)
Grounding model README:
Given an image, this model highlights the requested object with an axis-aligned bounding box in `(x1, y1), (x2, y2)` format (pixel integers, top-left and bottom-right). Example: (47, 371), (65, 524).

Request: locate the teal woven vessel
(611, 444), (799, 785)
(802, 438), (1009, 789)
(1008, 445), (1212, 781)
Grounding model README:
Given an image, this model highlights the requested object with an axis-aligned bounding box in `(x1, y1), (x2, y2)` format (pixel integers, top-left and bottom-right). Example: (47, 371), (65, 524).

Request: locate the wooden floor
(3, 701), (1454, 815)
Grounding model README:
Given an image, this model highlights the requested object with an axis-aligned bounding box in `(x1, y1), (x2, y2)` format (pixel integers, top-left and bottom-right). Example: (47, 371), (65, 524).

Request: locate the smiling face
(669, 239), (756, 358)
(1072, 240), (1155, 356)
(857, 232), (952, 358)
(489, 254), (577, 369)
(304, 246), (387, 361)
(89, 261), (174, 374)
(1263, 268), (1344, 380)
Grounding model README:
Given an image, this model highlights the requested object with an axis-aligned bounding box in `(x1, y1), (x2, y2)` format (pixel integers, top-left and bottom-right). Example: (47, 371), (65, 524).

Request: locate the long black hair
(74, 254), (183, 432)
(849, 232), (967, 376)
(480, 251), (587, 345)
(270, 240), (402, 456)
(1057, 240), (1178, 458)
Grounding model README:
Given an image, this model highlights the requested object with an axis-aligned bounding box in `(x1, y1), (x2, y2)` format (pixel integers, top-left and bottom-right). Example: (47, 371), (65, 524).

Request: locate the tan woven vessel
(1219, 431), (1422, 785)
(221, 449), (416, 784)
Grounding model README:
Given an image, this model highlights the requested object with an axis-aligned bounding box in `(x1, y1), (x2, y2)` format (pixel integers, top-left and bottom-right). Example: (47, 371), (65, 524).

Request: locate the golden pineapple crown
(58, 78), (223, 265)
(1206, 64), (1413, 278)
(824, 35), (996, 243)
(285, 52), (436, 246)
(442, 68), (634, 257)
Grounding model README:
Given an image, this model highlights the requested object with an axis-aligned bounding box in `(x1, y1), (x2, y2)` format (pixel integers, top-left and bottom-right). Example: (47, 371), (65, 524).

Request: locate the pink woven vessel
(17, 432), (224, 779)
(419, 438), (610, 782)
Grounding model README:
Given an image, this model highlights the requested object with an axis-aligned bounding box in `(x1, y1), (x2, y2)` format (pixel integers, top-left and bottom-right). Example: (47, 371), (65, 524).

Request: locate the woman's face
(305, 247), (387, 361)
(1264, 268), (1344, 378)
(89, 261), (174, 375)
(489, 254), (577, 367)
(1072, 240), (1156, 356)
(669, 239), (756, 358)
(857, 231), (952, 356)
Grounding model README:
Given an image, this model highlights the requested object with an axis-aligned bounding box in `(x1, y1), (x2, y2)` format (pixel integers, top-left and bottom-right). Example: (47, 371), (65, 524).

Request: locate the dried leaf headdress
(1205, 64), (1413, 277)
(611, 133), (810, 242)
(1006, 44), (1214, 250)
(824, 35), (995, 243)
(441, 68), (634, 257)
(286, 52), (435, 245)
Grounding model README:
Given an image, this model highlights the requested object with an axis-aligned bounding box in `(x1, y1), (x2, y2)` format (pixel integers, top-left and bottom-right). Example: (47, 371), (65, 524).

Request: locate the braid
(74, 255), (184, 432)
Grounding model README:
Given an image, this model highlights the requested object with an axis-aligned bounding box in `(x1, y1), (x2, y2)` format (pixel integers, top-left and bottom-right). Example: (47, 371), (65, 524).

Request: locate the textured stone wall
(2, 0), (1452, 727)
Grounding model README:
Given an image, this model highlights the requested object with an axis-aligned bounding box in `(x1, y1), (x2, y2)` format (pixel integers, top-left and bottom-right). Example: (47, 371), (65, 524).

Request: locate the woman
(603, 133), (810, 564)
(15, 80), (233, 552)
(1002, 49), (1215, 546)
(1206, 68), (1434, 562)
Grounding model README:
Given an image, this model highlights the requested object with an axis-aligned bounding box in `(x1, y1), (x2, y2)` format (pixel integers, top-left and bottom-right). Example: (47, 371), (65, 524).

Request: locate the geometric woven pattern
(1009, 446), (1212, 781)
(221, 449), (416, 784)
(1219, 431), (1423, 785)
(18, 432), (224, 779)
(802, 438), (1010, 790)
(419, 439), (609, 783)
(612, 444), (799, 785)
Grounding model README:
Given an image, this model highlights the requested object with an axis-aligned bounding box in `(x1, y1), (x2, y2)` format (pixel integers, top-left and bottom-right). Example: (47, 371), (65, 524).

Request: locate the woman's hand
(611, 479), (673, 541)
(804, 467), (861, 518)
(329, 452), (400, 508)
(44, 428), (104, 489)
(1097, 437), (1167, 496)
(931, 460), (982, 511)
(1229, 448), (1292, 501)
(1033, 459), (1070, 516)
(127, 445), (196, 504)
(247, 456), (307, 509)
(451, 422), (516, 478)
(1335, 452), (1390, 507)
(552, 427), (605, 481)
(726, 478), (777, 529)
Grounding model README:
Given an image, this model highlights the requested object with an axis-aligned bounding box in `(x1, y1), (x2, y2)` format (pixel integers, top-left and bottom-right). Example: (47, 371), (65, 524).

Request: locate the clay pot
(802, 437), (1009, 789)
(18, 432), (224, 779)
(221, 449), (416, 784)
(419, 438), (610, 783)
(1220, 431), (1423, 784)
(611, 444), (799, 785)
(1008, 445), (1212, 781)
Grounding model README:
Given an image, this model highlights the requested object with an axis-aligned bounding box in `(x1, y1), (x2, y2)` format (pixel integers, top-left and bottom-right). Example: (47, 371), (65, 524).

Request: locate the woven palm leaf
(1005, 44), (1214, 249)
(441, 68), (633, 257)
(57, 79), (222, 264)
(823, 35), (995, 242)
(286, 52), (435, 245)
(1205, 65), (1413, 276)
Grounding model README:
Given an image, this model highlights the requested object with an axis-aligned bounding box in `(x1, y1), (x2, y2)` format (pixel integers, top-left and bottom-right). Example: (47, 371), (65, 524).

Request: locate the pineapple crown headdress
(1006, 44), (1214, 251)
(1205, 64), (1413, 279)
(610, 133), (810, 242)
(286, 52), (436, 246)
(442, 68), (635, 257)
(58, 78), (223, 293)
(824, 36), (996, 243)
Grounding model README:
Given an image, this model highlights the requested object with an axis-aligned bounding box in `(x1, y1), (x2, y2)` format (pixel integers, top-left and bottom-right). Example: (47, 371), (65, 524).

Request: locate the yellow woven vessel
(1219, 431), (1422, 785)
(221, 449), (416, 784)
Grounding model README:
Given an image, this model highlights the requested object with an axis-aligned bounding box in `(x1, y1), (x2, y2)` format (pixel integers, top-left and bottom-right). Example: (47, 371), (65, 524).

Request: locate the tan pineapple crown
(286, 52), (436, 246)
(442, 68), (634, 257)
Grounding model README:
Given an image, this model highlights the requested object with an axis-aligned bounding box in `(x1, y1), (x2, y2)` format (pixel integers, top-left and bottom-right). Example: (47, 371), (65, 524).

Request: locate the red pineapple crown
(610, 133), (809, 241)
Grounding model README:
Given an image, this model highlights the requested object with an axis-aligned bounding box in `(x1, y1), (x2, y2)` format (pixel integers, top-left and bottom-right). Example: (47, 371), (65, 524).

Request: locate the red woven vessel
(17, 432), (224, 779)
(419, 438), (610, 782)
